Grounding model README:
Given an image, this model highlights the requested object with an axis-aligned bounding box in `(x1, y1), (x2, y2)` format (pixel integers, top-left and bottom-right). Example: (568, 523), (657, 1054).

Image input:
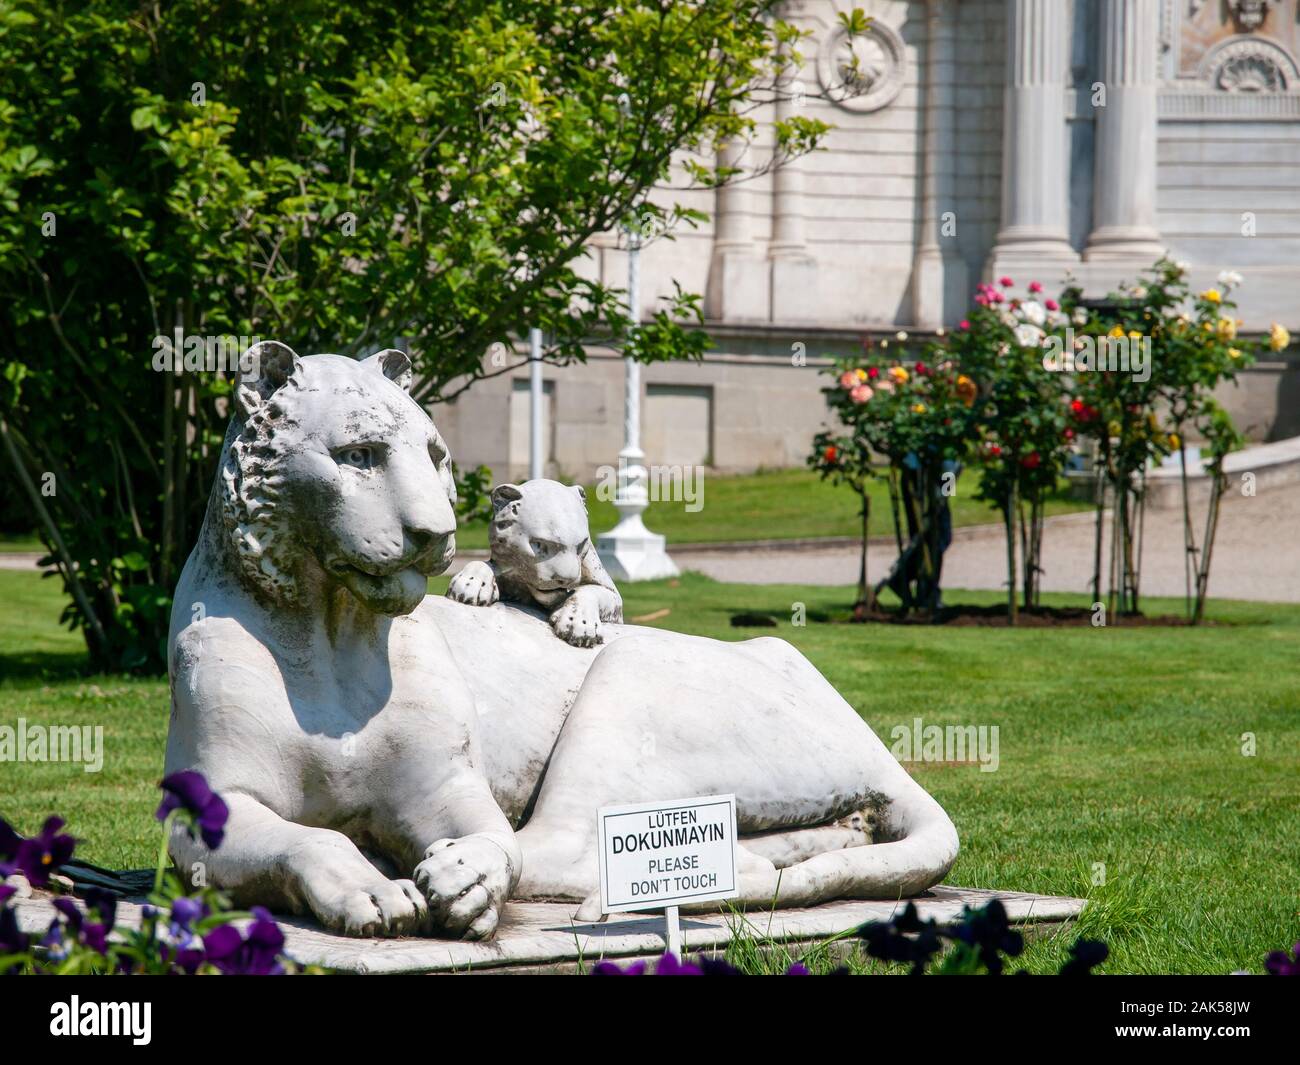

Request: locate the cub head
(488, 480), (591, 606)
(219, 341), (457, 616)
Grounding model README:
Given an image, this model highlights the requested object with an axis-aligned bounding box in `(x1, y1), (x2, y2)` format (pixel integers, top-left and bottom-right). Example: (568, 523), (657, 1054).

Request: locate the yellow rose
(1108, 325), (1125, 338)
(1215, 317), (1237, 342)
(1128, 330), (1142, 339)
(911, 403), (926, 414)
(1228, 347), (1241, 360)
(889, 366), (909, 384)
(955, 374), (977, 407)
(1201, 289), (1222, 303)
(1270, 323), (1291, 352)
(855, 368), (868, 382)
(1169, 433), (1181, 449)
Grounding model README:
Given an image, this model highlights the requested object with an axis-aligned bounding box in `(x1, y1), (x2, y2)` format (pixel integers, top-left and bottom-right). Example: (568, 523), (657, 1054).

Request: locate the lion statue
(165, 342), (958, 940)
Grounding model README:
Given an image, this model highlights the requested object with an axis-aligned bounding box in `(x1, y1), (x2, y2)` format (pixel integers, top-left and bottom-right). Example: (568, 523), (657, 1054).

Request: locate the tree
(0, 0), (829, 671)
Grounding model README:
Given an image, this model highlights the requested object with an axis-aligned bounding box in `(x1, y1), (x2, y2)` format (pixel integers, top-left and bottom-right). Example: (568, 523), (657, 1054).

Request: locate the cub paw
(550, 597), (602, 647)
(447, 561), (499, 607)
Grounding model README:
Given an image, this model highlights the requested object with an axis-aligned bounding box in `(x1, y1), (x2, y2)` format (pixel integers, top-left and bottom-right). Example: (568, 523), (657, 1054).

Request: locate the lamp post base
(597, 511), (679, 583)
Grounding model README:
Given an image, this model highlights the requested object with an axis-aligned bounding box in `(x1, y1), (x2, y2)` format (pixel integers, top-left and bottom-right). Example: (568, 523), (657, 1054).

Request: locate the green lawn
(454, 467), (1088, 550)
(0, 533), (41, 553)
(1, 567), (1296, 975)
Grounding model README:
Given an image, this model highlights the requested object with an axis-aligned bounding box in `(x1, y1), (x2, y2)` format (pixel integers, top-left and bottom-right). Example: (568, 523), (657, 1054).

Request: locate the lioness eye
(338, 447), (373, 470)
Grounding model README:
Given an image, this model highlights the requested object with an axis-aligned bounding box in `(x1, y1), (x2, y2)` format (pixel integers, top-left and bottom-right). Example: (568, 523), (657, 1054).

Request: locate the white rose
(1014, 323), (1045, 348)
(1072, 307), (1088, 326)
(1019, 299), (1047, 326)
(1217, 269), (1243, 289)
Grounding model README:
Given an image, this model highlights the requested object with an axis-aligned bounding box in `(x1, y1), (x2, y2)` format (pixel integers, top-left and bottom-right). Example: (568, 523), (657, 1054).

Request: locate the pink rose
(839, 371), (857, 389)
(850, 384), (873, 404)
(999, 276), (1014, 288)
(959, 319), (971, 330)
(1045, 298), (1059, 311)
(1028, 281), (1043, 293)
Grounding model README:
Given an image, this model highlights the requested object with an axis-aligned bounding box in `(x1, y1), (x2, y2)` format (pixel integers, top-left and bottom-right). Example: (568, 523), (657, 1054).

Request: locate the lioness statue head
(488, 480), (594, 608)
(219, 341), (457, 616)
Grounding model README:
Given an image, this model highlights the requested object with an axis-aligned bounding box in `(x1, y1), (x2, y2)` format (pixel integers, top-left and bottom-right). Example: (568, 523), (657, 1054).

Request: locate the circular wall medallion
(1198, 35), (1299, 93)
(817, 19), (906, 113)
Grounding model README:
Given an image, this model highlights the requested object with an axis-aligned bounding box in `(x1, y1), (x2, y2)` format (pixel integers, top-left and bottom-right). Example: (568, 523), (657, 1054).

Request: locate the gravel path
(667, 484), (1300, 603)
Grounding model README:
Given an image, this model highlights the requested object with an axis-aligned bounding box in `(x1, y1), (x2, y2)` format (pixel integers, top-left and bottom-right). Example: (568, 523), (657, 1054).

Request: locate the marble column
(987, 0), (1078, 273)
(705, 137), (769, 322)
(910, 0), (967, 327)
(1083, 0), (1164, 261)
(768, 35), (818, 322)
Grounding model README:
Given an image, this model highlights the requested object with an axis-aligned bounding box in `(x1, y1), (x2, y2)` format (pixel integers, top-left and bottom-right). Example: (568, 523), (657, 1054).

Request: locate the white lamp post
(528, 325), (543, 481)
(596, 227), (678, 581)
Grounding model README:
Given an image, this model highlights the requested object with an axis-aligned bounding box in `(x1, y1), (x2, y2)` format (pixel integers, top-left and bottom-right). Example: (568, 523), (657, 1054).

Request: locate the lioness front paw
(447, 561), (499, 607)
(550, 597), (602, 647)
(301, 869), (429, 938)
(414, 836), (513, 941)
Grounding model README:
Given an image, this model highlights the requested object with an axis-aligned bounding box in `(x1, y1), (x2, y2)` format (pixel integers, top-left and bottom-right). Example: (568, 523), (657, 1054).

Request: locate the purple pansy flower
(593, 958), (646, 975)
(9, 816), (76, 887)
(1265, 943), (1300, 976)
(593, 953), (710, 976)
(653, 954), (703, 975)
(46, 888), (116, 956)
(0, 905), (30, 961)
(156, 771), (229, 850)
(0, 817), (21, 874)
(202, 907), (286, 975)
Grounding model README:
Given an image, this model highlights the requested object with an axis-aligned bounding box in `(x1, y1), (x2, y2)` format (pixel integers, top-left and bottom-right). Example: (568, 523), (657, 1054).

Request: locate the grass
(0, 532), (42, 553)
(453, 467), (1089, 550)
(2, 567), (1296, 975)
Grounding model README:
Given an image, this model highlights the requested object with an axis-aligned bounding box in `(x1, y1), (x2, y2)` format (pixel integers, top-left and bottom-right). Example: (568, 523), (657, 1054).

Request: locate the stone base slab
(13, 885), (1085, 975)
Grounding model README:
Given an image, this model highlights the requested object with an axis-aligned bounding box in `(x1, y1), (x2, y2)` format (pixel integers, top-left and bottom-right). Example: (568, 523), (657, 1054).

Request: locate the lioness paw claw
(316, 876), (428, 938)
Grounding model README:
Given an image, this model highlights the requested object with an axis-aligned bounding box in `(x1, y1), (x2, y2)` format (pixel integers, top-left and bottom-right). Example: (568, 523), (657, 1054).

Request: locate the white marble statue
(165, 342), (958, 940)
(447, 480), (622, 647)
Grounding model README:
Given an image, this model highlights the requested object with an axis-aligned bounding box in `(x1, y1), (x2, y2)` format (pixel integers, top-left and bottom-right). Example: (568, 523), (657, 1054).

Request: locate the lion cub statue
(448, 480), (623, 647)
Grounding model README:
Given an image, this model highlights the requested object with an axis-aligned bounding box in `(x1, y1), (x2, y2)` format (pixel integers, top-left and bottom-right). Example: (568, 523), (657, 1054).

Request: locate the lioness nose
(405, 519), (451, 554)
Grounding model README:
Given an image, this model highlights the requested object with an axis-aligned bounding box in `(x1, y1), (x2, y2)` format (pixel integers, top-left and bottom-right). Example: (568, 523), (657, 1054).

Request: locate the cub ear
(236, 341), (300, 420)
(491, 484), (524, 511)
(362, 348), (413, 393)
(571, 484), (587, 507)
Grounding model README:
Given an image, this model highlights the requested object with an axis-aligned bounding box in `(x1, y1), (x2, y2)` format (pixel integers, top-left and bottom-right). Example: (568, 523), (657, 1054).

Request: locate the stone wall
(432, 0), (1300, 482)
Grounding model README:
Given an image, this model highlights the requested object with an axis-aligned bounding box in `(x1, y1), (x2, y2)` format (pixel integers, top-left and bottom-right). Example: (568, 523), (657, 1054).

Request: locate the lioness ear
(572, 484), (587, 508)
(363, 349), (413, 393)
(491, 484), (523, 511)
(236, 341), (300, 420)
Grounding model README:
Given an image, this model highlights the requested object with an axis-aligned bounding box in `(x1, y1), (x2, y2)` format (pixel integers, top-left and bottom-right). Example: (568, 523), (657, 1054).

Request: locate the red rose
(823, 445), (838, 463)
(867, 366), (879, 379)
(1022, 452), (1041, 469)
